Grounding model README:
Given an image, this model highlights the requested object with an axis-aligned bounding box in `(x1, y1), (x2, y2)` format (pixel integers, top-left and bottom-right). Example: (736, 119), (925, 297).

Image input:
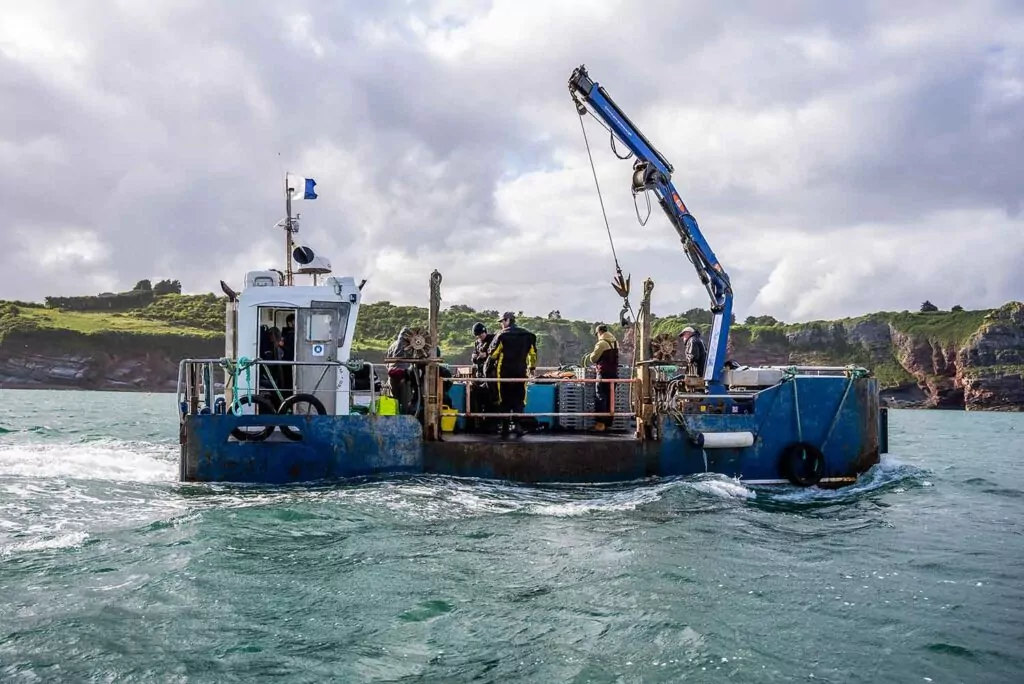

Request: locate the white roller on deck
(694, 432), (755, 449)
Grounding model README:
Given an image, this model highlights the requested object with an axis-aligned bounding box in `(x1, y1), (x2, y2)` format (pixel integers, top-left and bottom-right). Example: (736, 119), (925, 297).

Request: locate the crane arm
(568, 64), (733, 393)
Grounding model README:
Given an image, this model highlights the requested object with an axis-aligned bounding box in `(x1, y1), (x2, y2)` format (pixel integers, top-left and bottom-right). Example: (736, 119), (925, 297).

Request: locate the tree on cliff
(920, 300), (939, 312)
(548, 310), (562, 320)
(744, 315), (781, 326)
(133, 279), (152, 291)
(153, 279), (182, 296)
(951, 304), (964, 312)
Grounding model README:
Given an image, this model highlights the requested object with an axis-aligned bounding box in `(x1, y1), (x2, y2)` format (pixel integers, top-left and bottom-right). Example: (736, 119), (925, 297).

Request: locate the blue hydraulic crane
(568, 64), (733, 395)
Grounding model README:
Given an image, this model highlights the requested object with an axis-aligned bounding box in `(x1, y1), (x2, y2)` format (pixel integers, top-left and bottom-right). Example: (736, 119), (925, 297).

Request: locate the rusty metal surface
(424, 433), (656, 483)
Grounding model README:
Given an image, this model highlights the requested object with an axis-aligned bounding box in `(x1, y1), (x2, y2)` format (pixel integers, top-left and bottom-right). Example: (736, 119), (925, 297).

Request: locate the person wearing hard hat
(679, 326), (708, 377)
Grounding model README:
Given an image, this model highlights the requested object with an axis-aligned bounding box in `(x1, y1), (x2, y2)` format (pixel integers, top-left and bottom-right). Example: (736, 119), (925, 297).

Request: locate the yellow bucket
(441, 405), (458, 432)
(376, 396), (399, 416)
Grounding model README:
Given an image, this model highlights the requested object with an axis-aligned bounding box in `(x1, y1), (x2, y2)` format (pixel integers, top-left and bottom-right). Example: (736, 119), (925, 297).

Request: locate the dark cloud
(0, 0), (1021, 322)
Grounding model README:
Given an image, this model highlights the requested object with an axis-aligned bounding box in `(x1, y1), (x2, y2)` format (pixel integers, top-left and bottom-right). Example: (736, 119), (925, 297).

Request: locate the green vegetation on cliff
(0, 298), (219, 343)
(852, 309), (989, 346)
(2, 289), (1016, 395)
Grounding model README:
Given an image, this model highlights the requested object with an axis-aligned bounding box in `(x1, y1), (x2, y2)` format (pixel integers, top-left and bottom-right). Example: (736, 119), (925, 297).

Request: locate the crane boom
(568, 64), (733, 394)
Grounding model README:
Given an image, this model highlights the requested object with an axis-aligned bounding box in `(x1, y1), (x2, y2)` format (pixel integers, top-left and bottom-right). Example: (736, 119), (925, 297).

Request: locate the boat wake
(0, 438), (177, 483)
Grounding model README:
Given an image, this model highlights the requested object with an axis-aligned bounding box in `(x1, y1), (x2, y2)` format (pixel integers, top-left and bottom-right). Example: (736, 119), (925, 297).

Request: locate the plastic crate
(557, 365), (636, 432)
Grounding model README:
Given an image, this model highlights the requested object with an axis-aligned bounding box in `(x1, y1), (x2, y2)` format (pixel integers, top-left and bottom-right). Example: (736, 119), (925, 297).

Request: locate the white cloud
(0, 0), (1021, 325)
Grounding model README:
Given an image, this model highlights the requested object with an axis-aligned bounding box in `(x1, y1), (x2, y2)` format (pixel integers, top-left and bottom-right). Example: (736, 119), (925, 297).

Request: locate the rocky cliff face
(723, 302), (1024, 411)
(958, 303), (1024, 410)
(0, 331), (222, 392)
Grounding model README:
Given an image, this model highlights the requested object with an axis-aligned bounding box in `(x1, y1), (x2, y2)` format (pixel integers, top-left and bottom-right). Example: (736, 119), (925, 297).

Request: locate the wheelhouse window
(307, 313), (334, 342)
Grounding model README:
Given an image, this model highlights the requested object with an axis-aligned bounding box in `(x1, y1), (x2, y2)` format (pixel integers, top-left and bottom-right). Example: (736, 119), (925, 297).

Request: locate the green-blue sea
(1, 390), (1022, 683)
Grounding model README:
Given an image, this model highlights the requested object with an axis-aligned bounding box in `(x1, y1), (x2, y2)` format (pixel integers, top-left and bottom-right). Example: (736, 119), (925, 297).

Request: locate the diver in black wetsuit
(471, 322), (496, 431)
(484, 312), (537, 438)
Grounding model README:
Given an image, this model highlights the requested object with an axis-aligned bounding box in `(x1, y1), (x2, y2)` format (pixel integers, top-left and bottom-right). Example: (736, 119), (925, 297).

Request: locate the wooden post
(424, 270), (443, 440)
(635, 278), (656, 440)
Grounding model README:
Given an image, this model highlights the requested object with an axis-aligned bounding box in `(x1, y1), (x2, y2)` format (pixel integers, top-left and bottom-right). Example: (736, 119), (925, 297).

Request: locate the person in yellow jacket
(584, 324), (618, 432)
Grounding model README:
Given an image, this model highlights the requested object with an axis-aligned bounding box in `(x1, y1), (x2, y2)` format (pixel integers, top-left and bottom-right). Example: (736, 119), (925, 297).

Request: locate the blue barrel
(525, 383), (557, 427)
(448, 383), (467, 430)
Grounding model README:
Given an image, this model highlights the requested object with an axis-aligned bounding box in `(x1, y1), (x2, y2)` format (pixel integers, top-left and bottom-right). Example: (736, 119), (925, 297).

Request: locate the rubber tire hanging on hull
(229, 395), (277, 442)
(779, 441), (826, 487)
(278, 393), (327, 441)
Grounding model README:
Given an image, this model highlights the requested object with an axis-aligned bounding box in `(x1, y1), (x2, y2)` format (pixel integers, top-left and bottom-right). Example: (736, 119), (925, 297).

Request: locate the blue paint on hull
(180, 376), (882, 486)
(660, 376), (880, 482)
(181, 414), (423, 482)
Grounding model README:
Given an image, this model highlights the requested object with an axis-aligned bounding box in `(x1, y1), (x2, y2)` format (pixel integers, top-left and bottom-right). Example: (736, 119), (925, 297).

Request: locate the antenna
(283, 172), (296, 286)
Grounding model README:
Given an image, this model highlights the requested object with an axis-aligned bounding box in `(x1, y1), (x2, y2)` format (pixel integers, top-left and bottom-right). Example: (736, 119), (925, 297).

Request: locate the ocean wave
(752, 455), (930, 506)
(0, 530), (90, 559)
(0, 439), (177, 483)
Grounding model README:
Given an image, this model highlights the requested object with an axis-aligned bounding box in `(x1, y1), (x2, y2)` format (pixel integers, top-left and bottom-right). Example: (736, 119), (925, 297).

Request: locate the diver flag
(286, 174), (318, 200)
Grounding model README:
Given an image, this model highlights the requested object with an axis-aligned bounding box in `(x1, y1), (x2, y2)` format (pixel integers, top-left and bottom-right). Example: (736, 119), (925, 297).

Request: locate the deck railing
(177, 358), (861, 421)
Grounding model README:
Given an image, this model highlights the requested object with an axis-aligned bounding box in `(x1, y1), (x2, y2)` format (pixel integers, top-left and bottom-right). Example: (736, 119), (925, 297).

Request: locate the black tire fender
(278, 393), (327, 441)
(229, 395), (277, 442)
(779, 441), (826, 487)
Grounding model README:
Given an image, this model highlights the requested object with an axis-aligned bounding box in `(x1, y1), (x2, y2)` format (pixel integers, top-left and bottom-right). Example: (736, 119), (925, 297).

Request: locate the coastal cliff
(721, 303), (1024, 411)
(0, 295), (1021, 409)
(0, 330), (222, 392)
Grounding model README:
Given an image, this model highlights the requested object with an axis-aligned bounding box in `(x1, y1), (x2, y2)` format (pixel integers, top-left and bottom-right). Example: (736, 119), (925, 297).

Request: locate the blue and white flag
(286, 174), (317, 200)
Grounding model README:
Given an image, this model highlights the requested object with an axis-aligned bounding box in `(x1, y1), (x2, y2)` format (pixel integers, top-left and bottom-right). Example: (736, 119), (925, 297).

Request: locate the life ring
(229, 395), (277, 442)
(278, 393), (327, 441)
(779, 441), (825, 487)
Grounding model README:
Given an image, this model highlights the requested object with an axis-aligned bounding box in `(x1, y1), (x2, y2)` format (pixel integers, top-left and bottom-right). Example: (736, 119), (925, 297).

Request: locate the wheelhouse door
(295, 301), (350, 415)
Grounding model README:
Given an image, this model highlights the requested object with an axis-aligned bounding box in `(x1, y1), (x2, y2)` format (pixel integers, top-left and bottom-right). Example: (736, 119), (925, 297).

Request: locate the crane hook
(611, 270), (630, 299)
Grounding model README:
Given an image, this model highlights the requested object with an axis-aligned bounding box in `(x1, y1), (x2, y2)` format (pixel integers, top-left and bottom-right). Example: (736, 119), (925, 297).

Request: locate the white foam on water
(687, 476), (756, 500)
(762, 455), (924, 504)
(0, 439), (176, 483)
(0, 530), (89, 558)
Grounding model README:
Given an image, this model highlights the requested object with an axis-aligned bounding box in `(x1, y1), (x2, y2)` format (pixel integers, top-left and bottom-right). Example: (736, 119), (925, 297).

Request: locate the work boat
(177, 70), (888, 486)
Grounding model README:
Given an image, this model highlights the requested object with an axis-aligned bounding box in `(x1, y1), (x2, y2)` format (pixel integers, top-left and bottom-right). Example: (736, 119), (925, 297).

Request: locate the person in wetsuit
(485, 312), (537, 438)
(470, 322), (496, 431)
(585, 324), (619, 432)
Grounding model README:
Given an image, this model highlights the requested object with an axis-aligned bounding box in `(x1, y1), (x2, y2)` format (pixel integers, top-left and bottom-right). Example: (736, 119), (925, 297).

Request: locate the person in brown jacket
(584, 324), (618, 432)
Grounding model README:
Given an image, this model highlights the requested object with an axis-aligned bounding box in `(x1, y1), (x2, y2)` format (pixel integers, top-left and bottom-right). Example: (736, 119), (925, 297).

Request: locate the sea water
(1, 390), (1022, 683)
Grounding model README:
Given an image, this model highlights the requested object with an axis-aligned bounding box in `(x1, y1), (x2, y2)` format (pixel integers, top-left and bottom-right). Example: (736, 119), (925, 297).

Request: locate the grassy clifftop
(0, 295), (1000, 358)
(0, 294), (1016, 386)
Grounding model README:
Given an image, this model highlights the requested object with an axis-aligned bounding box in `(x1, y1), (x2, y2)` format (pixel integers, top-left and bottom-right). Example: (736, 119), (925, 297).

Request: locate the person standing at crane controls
(485, 312), (537, 438)
(584, 324), (619, 432)
(679, 326), (708, 377)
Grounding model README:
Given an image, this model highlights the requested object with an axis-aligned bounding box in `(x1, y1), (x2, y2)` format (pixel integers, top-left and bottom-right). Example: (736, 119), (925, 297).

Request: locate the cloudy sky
(1, 0), (1022, 324)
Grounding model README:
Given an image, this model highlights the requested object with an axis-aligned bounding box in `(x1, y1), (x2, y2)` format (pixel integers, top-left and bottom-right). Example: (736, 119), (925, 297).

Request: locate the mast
(284, 173), (294, 286)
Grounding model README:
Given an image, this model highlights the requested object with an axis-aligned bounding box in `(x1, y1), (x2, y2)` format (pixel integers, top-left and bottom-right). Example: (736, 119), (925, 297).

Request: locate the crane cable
(575, 105), (640, 381)
(576, 109), (622, 279)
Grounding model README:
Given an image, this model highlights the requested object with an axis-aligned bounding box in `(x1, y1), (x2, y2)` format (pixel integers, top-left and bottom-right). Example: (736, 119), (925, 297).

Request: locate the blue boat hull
(180, 376), (882, 486)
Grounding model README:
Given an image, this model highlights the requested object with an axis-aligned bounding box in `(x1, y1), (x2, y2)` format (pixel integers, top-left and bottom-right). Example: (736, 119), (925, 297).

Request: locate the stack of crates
(557, 374), (594, 431)
(556, 366), (635, 432)
(611, 365), (634, 432)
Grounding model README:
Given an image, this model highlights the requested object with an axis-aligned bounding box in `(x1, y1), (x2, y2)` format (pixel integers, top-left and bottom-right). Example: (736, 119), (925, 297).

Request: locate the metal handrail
(176, 357), (381, 416)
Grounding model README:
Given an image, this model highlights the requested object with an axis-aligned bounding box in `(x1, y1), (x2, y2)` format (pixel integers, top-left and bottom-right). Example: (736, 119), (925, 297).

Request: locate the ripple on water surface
(1, 396), (1023, 683)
